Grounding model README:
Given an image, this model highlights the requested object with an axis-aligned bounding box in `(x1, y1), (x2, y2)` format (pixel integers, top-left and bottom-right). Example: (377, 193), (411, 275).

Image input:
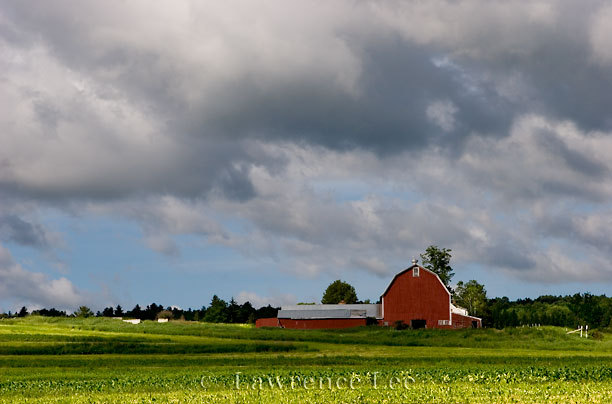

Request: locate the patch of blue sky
(2, 241), (58, 275)
(310, 178), (423, 204)
(564, 201), (605, 215)
(7, 209), (320, 309)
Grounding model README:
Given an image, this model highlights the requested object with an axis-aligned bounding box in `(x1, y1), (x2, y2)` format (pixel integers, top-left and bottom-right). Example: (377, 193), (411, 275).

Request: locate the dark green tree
(454, 280), (487, 317)
(226, 298), (240, 323)
(321, 280), (358, 304)
(255, 305), (279, 320)
(75, 306), (93, 318)
(34, 308), (66, 317)
(238, 301), (255, 323)
(114, 305), (124, 317)
(102, 307), (114, 317)
(193, 305), (207, 322)
(17, 306), (28, 317)
(203, 295), (228, 323)
(420, 245), (454, 292)
(247, 312), (256, 324)
(127, 304), (142, 319)
(143, 303), (164, 321)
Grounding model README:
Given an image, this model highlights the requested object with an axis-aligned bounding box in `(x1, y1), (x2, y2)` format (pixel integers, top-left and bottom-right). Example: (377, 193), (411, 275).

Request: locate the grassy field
(1, 317), (612, 403)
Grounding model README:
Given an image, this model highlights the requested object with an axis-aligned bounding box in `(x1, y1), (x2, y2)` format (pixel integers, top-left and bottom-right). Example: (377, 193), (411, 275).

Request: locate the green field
(1, 317), (612, 403)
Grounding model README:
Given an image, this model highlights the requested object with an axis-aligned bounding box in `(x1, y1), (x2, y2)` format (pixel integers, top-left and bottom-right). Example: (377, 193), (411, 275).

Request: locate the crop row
(3, 365), (612, 395)
(2, 381), (612, 404)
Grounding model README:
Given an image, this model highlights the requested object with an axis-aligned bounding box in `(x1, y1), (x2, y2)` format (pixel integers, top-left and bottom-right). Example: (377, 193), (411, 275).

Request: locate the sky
(2, 1), (612, 313)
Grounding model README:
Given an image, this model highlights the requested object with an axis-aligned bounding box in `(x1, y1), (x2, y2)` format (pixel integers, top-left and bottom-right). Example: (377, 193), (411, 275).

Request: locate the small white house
(123, 319), (141, 324)
(157, 318), (168, 323)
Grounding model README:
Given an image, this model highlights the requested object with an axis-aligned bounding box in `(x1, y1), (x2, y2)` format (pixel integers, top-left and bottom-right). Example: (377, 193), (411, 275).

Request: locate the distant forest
(2, 293), (612, 329)
(481, 293), (612, 329)
(1, 295), (278, 324)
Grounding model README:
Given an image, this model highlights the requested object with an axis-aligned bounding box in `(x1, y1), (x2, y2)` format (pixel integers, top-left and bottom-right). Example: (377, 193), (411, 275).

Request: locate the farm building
(256, 260), (481, 329)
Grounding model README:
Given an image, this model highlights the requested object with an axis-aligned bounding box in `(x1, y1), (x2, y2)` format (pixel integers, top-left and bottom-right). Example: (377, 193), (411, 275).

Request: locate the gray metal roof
(278, 304), (381, 319)
(278, 309), (351, 319)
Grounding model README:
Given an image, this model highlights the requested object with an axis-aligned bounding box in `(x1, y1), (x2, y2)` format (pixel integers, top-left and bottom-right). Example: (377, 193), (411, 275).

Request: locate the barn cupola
(412, 258), (419, 277)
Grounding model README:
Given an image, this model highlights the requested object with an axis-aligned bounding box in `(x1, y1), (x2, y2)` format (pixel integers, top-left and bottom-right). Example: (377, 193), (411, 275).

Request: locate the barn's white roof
(450, 303), (468, 316)
(278, 304), (382, 319)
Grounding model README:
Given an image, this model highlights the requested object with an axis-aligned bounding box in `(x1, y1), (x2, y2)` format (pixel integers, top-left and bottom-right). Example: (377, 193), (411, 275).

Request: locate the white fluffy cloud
(426, 100), (458, 132)
(0, 243), (86, 310)
(235, 291), (297, 309)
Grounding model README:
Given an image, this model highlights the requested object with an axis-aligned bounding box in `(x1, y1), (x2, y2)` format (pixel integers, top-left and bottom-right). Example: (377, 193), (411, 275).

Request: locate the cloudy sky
(2, 1), (612, 312)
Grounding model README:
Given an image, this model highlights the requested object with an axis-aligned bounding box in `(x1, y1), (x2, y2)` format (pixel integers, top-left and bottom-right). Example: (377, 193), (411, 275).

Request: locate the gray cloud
(0, 214), (50, 248)
(536, 210), (612, 255)
(458, 115), (612, 203)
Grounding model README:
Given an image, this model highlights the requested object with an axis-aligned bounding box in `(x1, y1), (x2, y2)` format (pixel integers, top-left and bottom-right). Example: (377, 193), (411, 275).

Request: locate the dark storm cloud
(197, 40), (514, 155)
(1, 0), (610, 184)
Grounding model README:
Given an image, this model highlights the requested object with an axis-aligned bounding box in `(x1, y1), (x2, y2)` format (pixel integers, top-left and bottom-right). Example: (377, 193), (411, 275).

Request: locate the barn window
(413, 267), (419, 277)
(438, 320), (450, 326)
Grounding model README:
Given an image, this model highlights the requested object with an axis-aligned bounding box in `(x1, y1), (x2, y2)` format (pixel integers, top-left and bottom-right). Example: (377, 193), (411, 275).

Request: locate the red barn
(380, 261), (481, 329)
(256, 260), (482, 329)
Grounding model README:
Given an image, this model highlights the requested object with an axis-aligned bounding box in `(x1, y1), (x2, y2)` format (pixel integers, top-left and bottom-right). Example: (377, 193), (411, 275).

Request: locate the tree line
(3, 292), (610, 329)
(482, 294), (612, 329)
(0, 295), (279, 324)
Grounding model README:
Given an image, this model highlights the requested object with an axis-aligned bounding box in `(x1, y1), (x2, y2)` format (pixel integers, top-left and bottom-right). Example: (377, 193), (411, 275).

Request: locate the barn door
(410, 319), (426, 329)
